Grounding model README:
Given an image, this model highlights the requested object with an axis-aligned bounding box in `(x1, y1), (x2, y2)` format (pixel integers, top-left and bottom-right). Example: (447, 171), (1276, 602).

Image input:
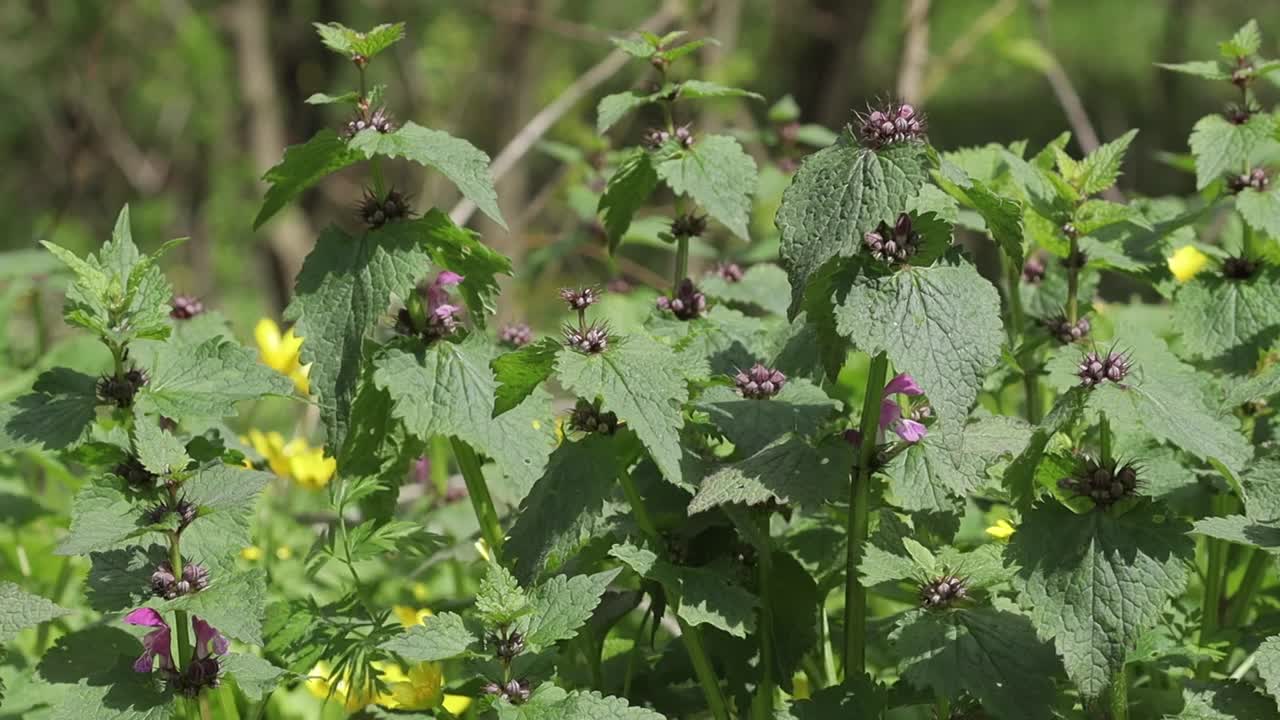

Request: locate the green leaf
(350, 121), (506, 229)
(417, 208), (513, 320)
(374, 334), (497, 444)
(495, 686), (665, 720)
(1168, 681), (1279, 719)
(475, 564), (531, 627)
(180, 465), (272, 575)
(1257, 635), (1280, 706)
(221, 653), (289, 702)
(493, 338), (561, 416)
(889, 414), (1032, 513)
(1189, 515), (1280, 551)
(507, 435), (627, 583)
(656, 134), (757, 240)
(555, 334), (688, 487)
(1236, 185), (1280, 239)
(596, 90), (660, 135)
(777, 135), (930, 315)
(891, 606), (1060, 719)
(599, 151), (659, 252)
(87, 546), (159, 613)
(0, 582), (69, 642)
(134, 336), (295, 422)
(519, 569), (622, 650)
(313, 22), (406, 59)
(47, 652), (174, 720)
(286, 222), (432, 451)
(1220, 20), (1262, 58)
(676, 80), (764, 102)
(382, 612), (478, 662)
(1188, 113), (1278, 191)
(253, 130), (362, 228)
(0, 368), (98, 451)
(1077, 129), (1138, 196)
(833, 263), (1004, 433)
(690, 436), (851, 514)
(1174, 269), (1280, 361)
(695, 380), (840, 456)
(610, 35), (656, 59)
(789, 675), (888, 718)
(699, 262), (791, 316)
(1156, 60), (1231, 80)
(57, 483), (140, 556)
(132, 412), (190, 476)
(935, 162), (1025, 265)
(305, 91), (359, 106)
(1009, 502), (1192, 698)
(157, 569), (267, 645)
(1073, 199), (1148, 235)
(609, 541), (757, 637)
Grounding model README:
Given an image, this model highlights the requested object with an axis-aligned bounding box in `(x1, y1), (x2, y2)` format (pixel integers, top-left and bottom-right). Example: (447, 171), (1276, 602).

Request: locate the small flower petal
(985, 518), (1016, 541)
(883, 373), (924, 397)
(891, 418), (928, 443)
(124, 607), (168, 628)
(1167, 245), (1209, 283)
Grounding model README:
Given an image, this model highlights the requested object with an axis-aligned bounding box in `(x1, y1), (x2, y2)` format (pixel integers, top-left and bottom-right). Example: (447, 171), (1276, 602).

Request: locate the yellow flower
(242, 430), (335, 489)
(393, 605), (433, 628)
(444, 694), (473, 714)
(411, 582), (430, 602)
(245, 430), (292, 478)
(1167, 245), (1209, 283)
(307, 659), (452, 712)
(275, 546), (293, 561)
(255, 318), (311, 394)
(240, 546), (263, 562)
(306, 660), (376, 711)
(985, 518), (1016, 541)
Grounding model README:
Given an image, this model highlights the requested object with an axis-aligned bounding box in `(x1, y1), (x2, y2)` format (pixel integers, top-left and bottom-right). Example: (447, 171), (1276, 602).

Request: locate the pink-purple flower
(124, 607), (175, 673)
(845, 373), (929, 446)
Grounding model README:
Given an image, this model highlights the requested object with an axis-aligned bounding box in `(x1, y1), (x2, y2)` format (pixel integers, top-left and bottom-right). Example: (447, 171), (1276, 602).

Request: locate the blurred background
(0, 0), (1272, 353)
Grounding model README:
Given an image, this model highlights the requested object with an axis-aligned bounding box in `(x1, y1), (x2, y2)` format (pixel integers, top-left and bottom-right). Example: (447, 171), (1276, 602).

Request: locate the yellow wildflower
(254, 318), (311, 394)
(1167, 245), (1209, 283)
(393, 605), (433, 628)
(240, 546), (263, 562)
(444, 694), (473, 714)
(275, 546), (293, 561)
(242, 430), (336, 489)
(985, 518), (1016, 541)
(306, 659), (456, 712)
(306, 660), (376, 711)
(411, 582), (430, 602)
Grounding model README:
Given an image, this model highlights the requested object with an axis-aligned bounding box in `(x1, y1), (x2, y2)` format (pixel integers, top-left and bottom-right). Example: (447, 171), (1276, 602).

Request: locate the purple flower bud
(490, 630), (526, 661)
(97, 364), (149, 409)
(1022, 255), (1047, 284)
(1058, 456), (1141, 507)
(1223, 256), (1259, 281)
(642, 128), (671, 149)
(498, 322), (533, 349)
(342, 106), (396, 138)
(170, 295), (204, 320)
(919, 574), (968, 609)
(1044, 315), (1091, 345)
(657, 279), (707, 320)
(857, 100), (926, 148)
(863, 213), (921, 264)
(115, 455), (157, 489)
(673, 124), (695, 148)
(1228, 167), (1269, 194)
(569, 398), (619, 434)
(358, 187), (413, 228)
(559, 286), (602, 311)
(563, 321), (610, 354)
(670, 212), (708, 239)
(713, 262), (744, 283)
(734, 363), (787, 399)
(1078, 348), (1134, 387)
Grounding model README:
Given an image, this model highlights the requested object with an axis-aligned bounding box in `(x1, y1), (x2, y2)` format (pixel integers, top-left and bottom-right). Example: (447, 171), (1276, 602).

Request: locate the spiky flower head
(484, 679), (531, 705)
(498, 322), (533, 349)
(734, 363), (787, 399)
(1045, 315), (1091, 344)
(919, 575), (968, 609)
(857, 101), (926, 148)
(1058, 457), (1140, 507)
(569, 398), (619, 435)
(1077, 347), (1133, 388)
(642, 128), (671, 149)
(713, 262), (744, 283)
(170, 295), (204, 320)
(342, 106), (396, 138)
(1022, 255), (1047, 284)
(150, 561), (210, 600)
(670, 212), (708, 239)
(1228, 167), (1269, 194)
(115, 455), (157, 490)
(864, 213), (921, 264)
(559, 286), (602, 312)
(98, 365), (149, 409)
(145, 498), (199, 532)
(673, 124), (695, 148)
(1223, 256), (1260, 281)
(656, 278), (707, 320)
(563, 321), (610, 354)
(358, 187), (413, 228)
(490, 630), (526, 662)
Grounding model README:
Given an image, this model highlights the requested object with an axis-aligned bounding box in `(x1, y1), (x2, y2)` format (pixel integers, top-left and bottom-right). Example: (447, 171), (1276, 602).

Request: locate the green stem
(935, 695), (952, 719)
(622, 610), (649, 699)
(168, 530), (192, 671)
(1224, 548), (1269, 629)
(1004, 260), (1042, 423)
(674, 236), (689, 289)
(1197, 493), (1230, 680)
(843, 352), (889, 679)
(370, 156), (386, 197)
(752, 515), (776, 720)
(618, 467), (731, 720)
(1099, 413), (1112, 465)
(1109, 666), (1129, 720)
(1066, 236), (1081, 325)
(1243, 222), (1258, 261)
(450, 437), (505, 562)
(30, 285), (48, 360)
(198, 694), (213, 720)
(429, 435), (450, 498)
(819, 603), (837, 688)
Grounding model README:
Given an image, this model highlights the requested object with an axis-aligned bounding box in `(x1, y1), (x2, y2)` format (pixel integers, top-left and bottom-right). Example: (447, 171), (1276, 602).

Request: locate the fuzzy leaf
(0, 368), (98, 451)
(254, 130), (362, 228)
(690, 436), (851, 514)
(555, 335), (688, 486)
(596, 91), (659, 135)
(833, 263), (1004, 432)
(415, 209), (512, 320)
(1174, 269), (1280, 361)
(891, 607), (1059, 719)
(1257, 635), (1280, 706)
(609, 542), (757, 637)
(889, 414), (1032, 513)
(1009, 502), (1192, 698)
(789, 676), (888, 718)
(1188, 113), (1278, 191)
(156, 569), (266, 645)
(1156, 60), (1231, 80)
(47, 652), (174, 720)
(1221, 20), (1262, 58)
(1073, 199), (1148, 235)
(0, 583), (69, 642)
(1076, 129), (1137, 196)
(519, 569), (622, 650)
(314, 22), (406, 59)
(1168, 681), (1278, 719)
(1236, 185), (1280, 239)
(700, 263), (790, 316)
(475, 565), (530, 627)
(132, 412), (190, 476)
(495, 686), (665, 720)
(507, 435), (627, 583)
(777, 136), (930, 314)
(656, 134), (757, 240)
(221, 654), (289, 702)
(382, 612), (478, 662)
(695, 380), (840, 457)
(350, 121), (505, 229)
(57, 483), (141, 556)
(134, 336), (294, 422)
(493, 338), (561, 416)
(935, 162), (1025, 265)
(598, 150), (659, 252)
(676, 79), (763, 102)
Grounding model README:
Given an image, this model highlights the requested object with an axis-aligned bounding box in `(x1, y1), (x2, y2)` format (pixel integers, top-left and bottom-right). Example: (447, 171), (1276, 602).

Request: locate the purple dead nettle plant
(396, 270), (465, 342)
(125, 608), (228, 696)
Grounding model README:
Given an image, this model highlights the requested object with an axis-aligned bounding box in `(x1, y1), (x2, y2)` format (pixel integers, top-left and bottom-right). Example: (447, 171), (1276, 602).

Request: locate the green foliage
(656, 134), (757, 240)
(598, 151), (659, 251)
(314, 22), (406, 59)
(0, 583), (69, 642)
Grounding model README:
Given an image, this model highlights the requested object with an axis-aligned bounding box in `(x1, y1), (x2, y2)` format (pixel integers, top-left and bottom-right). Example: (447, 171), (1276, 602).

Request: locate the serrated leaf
(599, 150), (659, 252)
(1174, 269), (1280, 361)
(833, 263), (1004, 433)
(156, 569), (266, 645)
(476, 564), (530, 627)
(647, 304), (770, 378)
(695, 380), (839, 456)
(0, 582), (70, 642)
(57, 483), (141, 556)
(1220, 20), (1262, 58)
(0, 368), (98, 451)
(891, 606), (1059, 719)
(222, 653), (289, 702)
(382, 612), (477, 662)
(610, 35), (656, 59)
(699, 262), (790, 316)
(1156, 60), (1231, 80)
(313, 21), (405, 59)
(415, 209), (512, 320)
(1073, 199), (1147, 235)
(1189, 113), (1279, 191)
(350, 121), (506, 228)
(935, 162), (1025, 265)
(656, 134), (757, 240)
(494, 338), (561, 416)
(507, 435), (627, 583)
(789, 675), (888, 718)
(609, 541), (757, 637)
(496, 685), (665, 720)
(254, 130), (362, 228)
(132, 412), (190, 476)
(305, 91), (359, 106)
(48, 653), (174, 720)
(1009, 502), (1192, 698)
(676, 80), (763, 102)
(1236, 185), (1280, 239)
(1257, 635), (1280, 706)
(777, 136), (930, 315)
(1190, 515), (1280, 551)
(286, 222), (432, 451)
(889, 414), (1032, 513)
(689, 436), (851, 514)
(87, 546), (162, 613)
(1077, 129), (1138, 196)
(555, 335), (688, 486)
(134, 335), (294, 422)
(596, 91), (660, 135)
(1168, 681), (1278, 719)
(519, 568), (622, 650)
(180, 465), (272, 575)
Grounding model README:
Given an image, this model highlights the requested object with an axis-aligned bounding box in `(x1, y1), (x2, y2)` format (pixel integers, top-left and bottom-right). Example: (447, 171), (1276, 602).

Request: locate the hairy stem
(1004, 258), (1042, 423)
(674, 235), (690, 289)
(370, 156), (386, 198)
(843, 352), (889, 678)
(429, 436), (450, 497)
(1224, 548), (1269, 628)
(618, 466), (731, 720)
(450, 437), (505, 561)
(1197, 493), (1230, 679)
(1098, 413), (1112, 465)
(752, 515), (776, 720)
(1066, 236), (1081, 325)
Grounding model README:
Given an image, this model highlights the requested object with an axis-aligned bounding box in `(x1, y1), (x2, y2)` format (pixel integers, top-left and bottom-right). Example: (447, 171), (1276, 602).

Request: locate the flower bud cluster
(656, 279), (707, 320)
(858, 102), (926, 148)
(98, 366), (149, 409)
(170, 295), (204, 320)
(1077, 348), (1133, 387)
(150, 561), (210, 600)
(734, 364), (786, 399)
(569, 398), (619, 435)
(864, 214), (920, 264)
(498, 322), (533, 349)
(358, 187), (413, 228)
(1057, 457), (1140, 507)
(1045, 315), (1091, 344)
(919, 575), (968, 609)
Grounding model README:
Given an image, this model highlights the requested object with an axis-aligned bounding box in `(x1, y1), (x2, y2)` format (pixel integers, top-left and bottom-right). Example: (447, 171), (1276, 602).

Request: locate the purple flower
(124, 608), (175, 673)
(857, 101), (926, 148)
(192, 616), (229, 660)
(734, 364), (787, 399)
(656, 279), (707, 320)
(559, 286), (602, 312)
(498, 322), (533, 349)
(879, 373), (928, 443)
(170, 295), (204, 320)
